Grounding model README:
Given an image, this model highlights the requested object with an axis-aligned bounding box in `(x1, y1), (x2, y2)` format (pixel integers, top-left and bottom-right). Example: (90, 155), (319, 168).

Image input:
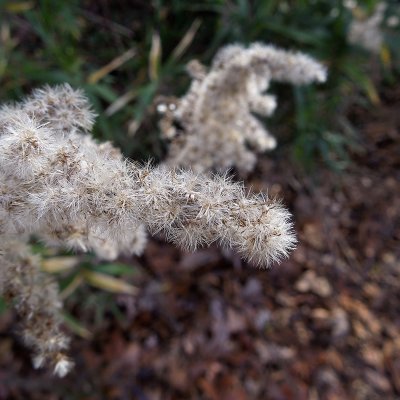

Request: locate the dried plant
(348, 2), (386, 54)
(158, 42), (327, 175)
(0, 84), (296, 375)
(0, 240), (72, 377)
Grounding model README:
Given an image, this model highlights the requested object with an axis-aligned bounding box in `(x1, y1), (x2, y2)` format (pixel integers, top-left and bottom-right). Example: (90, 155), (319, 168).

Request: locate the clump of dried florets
(0, 84), (296, 376)
(0, 240), (73, 377)
(158, 42), (327, 175)
(348, 2), (386, 54)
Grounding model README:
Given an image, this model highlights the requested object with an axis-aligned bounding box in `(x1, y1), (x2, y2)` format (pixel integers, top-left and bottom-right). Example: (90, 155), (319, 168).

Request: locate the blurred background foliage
(1, 0), (400, 168)
(0, 0), (399, 330)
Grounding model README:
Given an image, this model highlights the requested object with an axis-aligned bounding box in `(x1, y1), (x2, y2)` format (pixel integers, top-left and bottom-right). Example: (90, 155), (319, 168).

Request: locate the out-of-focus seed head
(159, 42), (327, 175)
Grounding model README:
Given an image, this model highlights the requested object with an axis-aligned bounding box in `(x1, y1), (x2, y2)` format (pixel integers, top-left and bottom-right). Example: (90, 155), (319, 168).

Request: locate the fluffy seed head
(159, 42), (327, 175)
(0, 84), (296, 377)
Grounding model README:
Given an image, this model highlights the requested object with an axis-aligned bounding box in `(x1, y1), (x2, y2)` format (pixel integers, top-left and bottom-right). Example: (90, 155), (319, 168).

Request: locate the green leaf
(63, 312), (92, 339)
(92, 263), (140, 277)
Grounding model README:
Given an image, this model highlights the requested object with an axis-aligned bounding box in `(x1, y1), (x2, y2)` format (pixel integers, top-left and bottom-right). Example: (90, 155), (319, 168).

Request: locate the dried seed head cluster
(0, 85), (147, 261)
(0, 84), (296, 375)
(158, 42), (327, 175)
(0, 240), (73, 377)
(348, 2), (386, 53)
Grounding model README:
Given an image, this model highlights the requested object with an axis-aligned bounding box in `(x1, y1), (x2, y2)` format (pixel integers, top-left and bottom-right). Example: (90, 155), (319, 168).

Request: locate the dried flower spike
(0, 84), (296, 375)
(0, 240), (73, 377)
(159, 42), (327, 175)
(348, 2), (386, 54)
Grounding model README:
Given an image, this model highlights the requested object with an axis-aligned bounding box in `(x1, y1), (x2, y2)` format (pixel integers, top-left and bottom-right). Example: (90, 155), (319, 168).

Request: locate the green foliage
(0, 297), (6, 316)
(1, 0), (400, 169)
(46, 252), (142, 331)
(0, 237), (142, 330)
